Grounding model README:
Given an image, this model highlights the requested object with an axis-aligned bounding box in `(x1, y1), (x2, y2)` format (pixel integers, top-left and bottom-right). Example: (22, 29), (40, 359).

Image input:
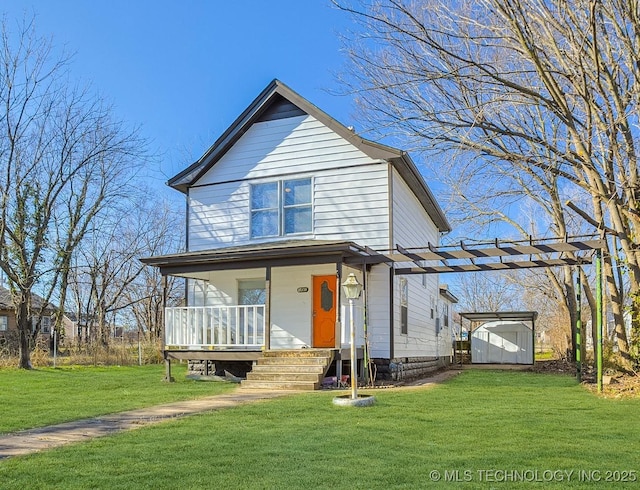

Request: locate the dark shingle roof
(0, 286), (56, 311)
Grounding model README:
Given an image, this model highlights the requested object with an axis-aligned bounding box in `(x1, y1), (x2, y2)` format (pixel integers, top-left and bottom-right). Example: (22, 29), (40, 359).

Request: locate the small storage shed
(460, 312), (537, 365)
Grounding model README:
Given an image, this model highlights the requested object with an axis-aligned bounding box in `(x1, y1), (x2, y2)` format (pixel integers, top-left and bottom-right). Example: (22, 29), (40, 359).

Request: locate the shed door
(312, 275), (336, 348)
(500, 331), (519, 363)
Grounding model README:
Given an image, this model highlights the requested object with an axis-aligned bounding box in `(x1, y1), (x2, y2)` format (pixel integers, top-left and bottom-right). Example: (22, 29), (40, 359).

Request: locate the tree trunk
(16, 292), (32, 369)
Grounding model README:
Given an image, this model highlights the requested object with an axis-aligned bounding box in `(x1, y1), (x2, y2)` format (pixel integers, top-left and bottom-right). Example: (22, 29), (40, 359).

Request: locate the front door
(312, 275), (337, 348)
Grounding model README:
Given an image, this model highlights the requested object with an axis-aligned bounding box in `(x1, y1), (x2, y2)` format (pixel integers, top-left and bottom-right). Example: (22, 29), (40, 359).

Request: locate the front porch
(162, 302), (368, 389)
(141, 240), (387, 388)
(163, 303), (364, 352)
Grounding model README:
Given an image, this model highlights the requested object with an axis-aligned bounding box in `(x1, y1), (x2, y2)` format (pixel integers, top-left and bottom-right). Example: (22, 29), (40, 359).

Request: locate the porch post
(265, 266), (271, 351)
(164, 356), (173, 383)
(161, 275), (167, 348)
(161, 275), (174, 382)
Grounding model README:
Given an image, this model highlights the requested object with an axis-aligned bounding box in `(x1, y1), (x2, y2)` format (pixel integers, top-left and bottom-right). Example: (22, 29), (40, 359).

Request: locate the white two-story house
(142, 79), (452, 389)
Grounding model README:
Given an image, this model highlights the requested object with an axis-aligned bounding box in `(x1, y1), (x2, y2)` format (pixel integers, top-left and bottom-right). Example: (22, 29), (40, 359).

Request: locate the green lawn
(0, 364), (235, 433)
(1, 370), (638, 489)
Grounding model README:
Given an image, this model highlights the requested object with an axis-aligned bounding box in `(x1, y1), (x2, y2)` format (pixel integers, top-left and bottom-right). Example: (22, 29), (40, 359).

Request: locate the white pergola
(378, 236), (606, 391)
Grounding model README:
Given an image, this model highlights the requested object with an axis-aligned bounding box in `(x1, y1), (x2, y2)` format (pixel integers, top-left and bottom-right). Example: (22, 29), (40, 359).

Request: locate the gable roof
(168, 79), (451, 232)
(0, 286), (56, 312)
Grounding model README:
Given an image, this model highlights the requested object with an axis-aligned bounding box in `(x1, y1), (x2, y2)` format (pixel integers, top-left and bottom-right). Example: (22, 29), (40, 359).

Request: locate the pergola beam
(386, 239), (606, 263)
(395, 257), (592, 275)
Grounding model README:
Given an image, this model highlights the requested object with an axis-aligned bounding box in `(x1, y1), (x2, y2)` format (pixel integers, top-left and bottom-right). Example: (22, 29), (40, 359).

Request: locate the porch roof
(140, 240), (389, 276)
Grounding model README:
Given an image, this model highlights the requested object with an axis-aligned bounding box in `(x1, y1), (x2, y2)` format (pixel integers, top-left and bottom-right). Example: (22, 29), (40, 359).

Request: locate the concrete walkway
(0, 369), (459, 460)
(0, 389), (293, 460)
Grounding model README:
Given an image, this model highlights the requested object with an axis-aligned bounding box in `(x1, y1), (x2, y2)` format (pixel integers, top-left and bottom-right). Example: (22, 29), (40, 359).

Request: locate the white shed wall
(471, 321), (533, 364)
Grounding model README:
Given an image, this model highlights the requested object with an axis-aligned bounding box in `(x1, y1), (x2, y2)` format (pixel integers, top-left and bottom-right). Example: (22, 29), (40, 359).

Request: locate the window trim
(250, 178), (313, 239)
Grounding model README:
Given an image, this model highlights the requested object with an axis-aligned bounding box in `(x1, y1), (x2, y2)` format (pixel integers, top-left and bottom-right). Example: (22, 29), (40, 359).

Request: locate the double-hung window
(0, 315), (7, 331)
(250, 178), (312, 238)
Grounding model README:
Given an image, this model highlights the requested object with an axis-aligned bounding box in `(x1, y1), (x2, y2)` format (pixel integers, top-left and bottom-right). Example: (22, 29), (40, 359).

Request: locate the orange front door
(312, 275), (337, 348)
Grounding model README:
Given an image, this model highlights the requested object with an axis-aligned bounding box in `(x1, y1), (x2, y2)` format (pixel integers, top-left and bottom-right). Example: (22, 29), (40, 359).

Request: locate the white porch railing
(165, 305), (265, 349)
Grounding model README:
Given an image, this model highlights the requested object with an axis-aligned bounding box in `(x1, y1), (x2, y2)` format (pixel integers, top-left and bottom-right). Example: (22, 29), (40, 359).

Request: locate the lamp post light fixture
(342, 272), (362, 400)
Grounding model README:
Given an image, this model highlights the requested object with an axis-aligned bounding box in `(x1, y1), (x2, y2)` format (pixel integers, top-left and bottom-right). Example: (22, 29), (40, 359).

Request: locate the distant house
(439, 284), (459, 352)
(0, 286), (56, 339)
(142, 79), (453, 388)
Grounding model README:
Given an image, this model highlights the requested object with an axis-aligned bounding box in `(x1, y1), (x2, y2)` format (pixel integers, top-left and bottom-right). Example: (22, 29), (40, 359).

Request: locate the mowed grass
(0, 364), (234, 433)
(1, 370), (639, 489)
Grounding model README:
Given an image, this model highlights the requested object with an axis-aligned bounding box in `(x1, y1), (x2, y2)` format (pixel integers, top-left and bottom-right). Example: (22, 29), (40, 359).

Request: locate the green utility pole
(596, 250), (603, 393)
(576, 275), (582, 383)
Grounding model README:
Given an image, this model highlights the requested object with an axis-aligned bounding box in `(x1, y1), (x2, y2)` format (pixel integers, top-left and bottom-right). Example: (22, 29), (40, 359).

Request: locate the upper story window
(0, 315), (7, 331)
(250, 178), (312, 239)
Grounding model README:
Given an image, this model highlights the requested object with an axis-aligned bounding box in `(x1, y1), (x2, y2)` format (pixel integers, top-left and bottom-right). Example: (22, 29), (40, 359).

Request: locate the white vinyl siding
(182, 111), (447, 359)
(187, 265), (335, 349)
(391, 168), (443, 358)
(195, 116), (369, 183)
(366, 265), (391, 358)
(188, 115), (390, 251)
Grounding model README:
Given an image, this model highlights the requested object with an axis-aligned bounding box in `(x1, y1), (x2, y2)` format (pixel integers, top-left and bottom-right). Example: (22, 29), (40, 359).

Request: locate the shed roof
(167, 79), (450, 232)
(459, 311), (538, 322)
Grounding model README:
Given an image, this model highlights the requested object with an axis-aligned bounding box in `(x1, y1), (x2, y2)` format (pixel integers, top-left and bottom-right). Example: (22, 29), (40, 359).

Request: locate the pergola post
(596, 250), (603, 393)
(576, 274), (582, 383)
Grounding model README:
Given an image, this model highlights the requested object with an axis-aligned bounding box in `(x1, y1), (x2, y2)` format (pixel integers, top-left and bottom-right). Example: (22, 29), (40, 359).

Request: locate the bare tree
(65, 196), (179, 345)
(335, 0), (640, 364)
(0, 17), (145, 367)
(124, 203), (184, 341)
(455, 272), (522, 312)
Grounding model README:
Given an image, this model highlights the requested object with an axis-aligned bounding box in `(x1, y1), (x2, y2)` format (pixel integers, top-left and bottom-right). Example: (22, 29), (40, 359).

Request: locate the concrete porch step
(251, 364), (326, 374)
(241, 380), (320, 391)
(246, 372), (321, 382)
(256, 356), (329, 366)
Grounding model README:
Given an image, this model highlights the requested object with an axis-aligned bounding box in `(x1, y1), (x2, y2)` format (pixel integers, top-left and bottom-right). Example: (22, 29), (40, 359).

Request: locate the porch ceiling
(140, 240), (389, 276)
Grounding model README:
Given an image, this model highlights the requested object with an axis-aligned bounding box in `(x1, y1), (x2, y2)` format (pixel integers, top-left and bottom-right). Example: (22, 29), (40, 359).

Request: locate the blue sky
(2, 0), (360, 192)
